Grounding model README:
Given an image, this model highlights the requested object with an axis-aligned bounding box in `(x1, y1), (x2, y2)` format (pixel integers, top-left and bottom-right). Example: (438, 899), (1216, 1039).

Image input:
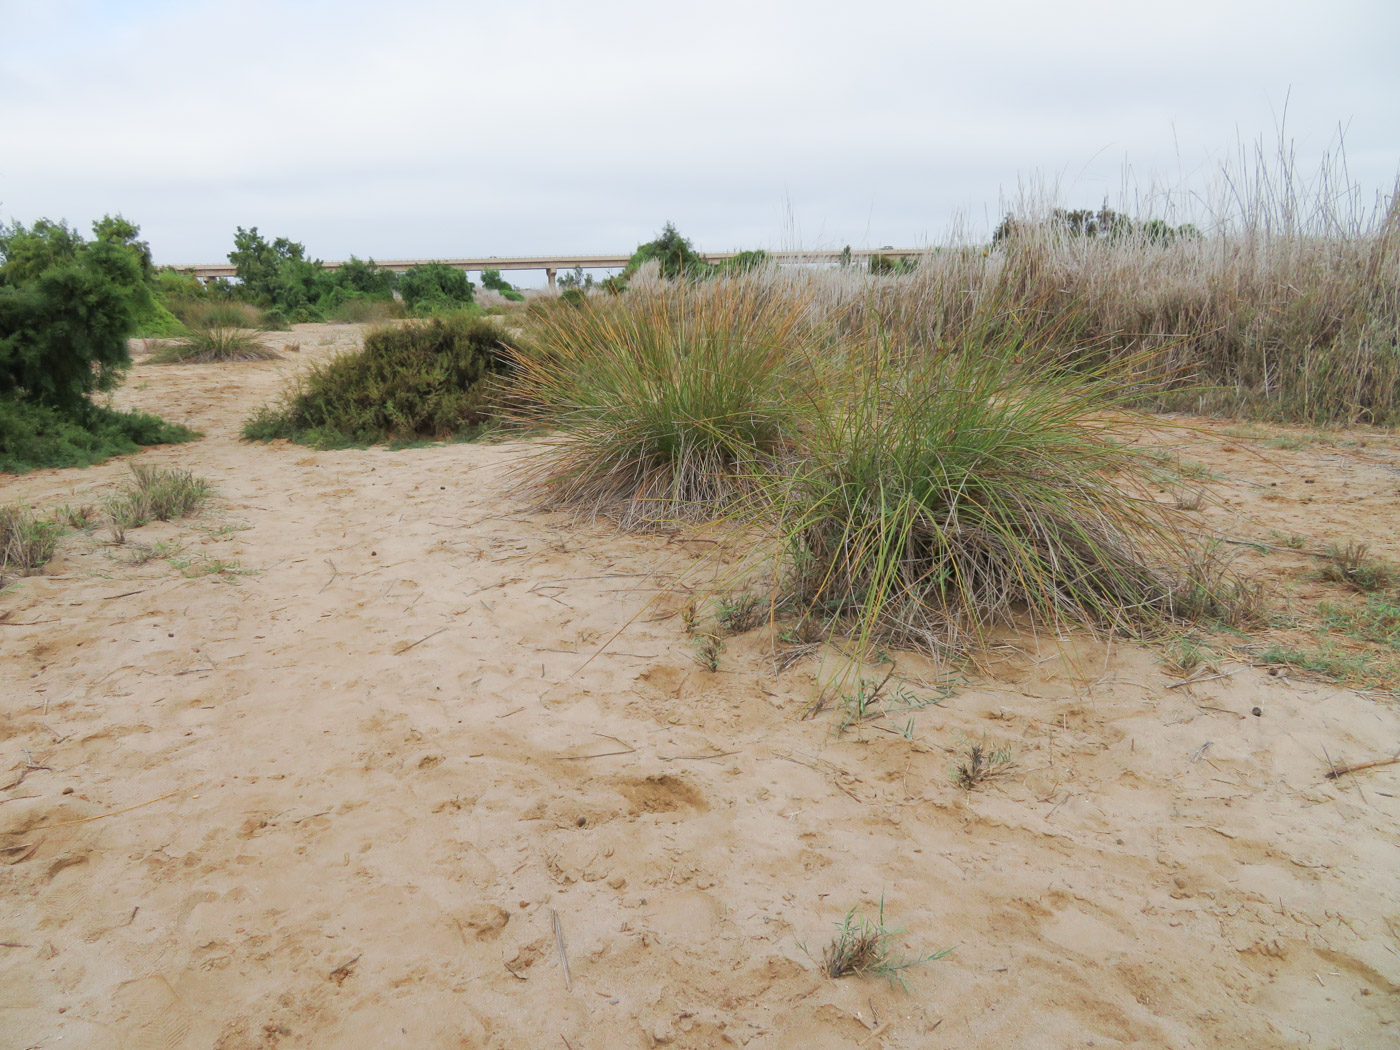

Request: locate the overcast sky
(2, 0), (1397, 285)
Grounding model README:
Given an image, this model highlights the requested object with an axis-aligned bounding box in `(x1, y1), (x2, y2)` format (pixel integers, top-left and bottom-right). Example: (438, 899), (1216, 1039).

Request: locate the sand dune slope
(2, 326), (1398, 1049)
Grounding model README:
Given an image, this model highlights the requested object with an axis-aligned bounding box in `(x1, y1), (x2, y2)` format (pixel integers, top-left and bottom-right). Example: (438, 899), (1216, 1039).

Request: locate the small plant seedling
(953, 738), (1017, 789)
(1320, 541), (1396, 593)
(122, 539), (184, 566)
(1162, 636), (1218, 676)
(170, 553), (252, 581)
(716, 593), (765, 634)
(814, 895), (953, 990)
(693, 633), (724, 671)
(837, 675), (953, 734)
(680, 600), (699, 634)
(56, 503), (99, 531)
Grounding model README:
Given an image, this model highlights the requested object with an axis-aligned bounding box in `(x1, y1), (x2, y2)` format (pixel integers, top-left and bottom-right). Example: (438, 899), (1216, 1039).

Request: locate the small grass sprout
(121, 539), (184, 566)
(1319, 595), (1400, 644)
(692, 633), (724, 672)
(56, 503), (99, 531)
(837, 674), (952, 734)
(1319, 541), (1397, 593)
(817, 896), (952, 990)
(953, 738), (1017, 789)
(170, 553), (252, 581)
(716, 592), (766, 634)
(1162, 636), (1219, 676)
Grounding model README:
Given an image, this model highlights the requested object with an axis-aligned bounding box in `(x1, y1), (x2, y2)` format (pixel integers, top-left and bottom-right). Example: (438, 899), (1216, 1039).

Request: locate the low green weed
(813, 896), (953, 990)
(953, 737), (1017, 789)
(1319, 541), (1397, 593)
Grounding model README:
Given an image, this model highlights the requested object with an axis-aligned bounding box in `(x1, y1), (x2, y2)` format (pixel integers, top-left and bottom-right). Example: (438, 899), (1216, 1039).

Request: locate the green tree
(557, 266), (593, 291)
(399, 263), (474, 314)
(0, 233), (148, 410)
(0, 219), (86, 285)
(228, 226), (307, 303)
(480, 268), (513, 292)
(333, 256), (397, 299)
(626, 222), (711, 280)
(92, 214), (154, 282)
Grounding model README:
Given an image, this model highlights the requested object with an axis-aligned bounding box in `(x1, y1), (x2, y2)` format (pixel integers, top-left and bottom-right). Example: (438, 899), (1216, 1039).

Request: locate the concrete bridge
(170, 248), (925, 290)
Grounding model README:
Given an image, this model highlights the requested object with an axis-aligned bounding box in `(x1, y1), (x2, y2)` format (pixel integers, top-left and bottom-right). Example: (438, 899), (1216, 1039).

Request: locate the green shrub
(1, 236), (146, 410)
(0, 398), (198, 474)
(244, 314), (508, 447)
(228, 226), (308, 304)
(133, 300), (188, 338)
(481, 269), (513, 293)
(154, 267), (214, 302)
(332, 256), (397, 299)
(327, 295), (403, 324)
(400, 263), (475, 315)
(0, 214), (197, 471)
(624, 222), (712, 281)
(715, 250), (768, 277)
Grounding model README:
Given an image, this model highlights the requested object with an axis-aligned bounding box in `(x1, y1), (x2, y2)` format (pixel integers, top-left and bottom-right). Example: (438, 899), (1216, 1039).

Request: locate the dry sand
(2, 324), (1399, 1049)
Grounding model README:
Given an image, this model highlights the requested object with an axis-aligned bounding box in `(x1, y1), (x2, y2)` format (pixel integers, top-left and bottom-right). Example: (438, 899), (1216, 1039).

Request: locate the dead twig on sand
(328, 954), (361, 985)
(561, 733), (637, 761)
(1166, 668), (1247, 689)
(1324, 749), (1400, 780)
(659, 750), (740, 762)
(27, 786), (195, 830)
(393, 626), (451, 655)
(551, 909), (571, 990)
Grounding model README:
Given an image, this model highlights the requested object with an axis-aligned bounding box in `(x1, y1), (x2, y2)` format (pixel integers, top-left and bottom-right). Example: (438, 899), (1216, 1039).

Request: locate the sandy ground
(2, 324), (1399, 1049)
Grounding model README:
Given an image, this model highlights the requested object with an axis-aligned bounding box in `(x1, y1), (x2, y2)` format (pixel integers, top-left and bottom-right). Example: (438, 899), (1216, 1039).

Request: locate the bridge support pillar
(546, 267), (557, 293)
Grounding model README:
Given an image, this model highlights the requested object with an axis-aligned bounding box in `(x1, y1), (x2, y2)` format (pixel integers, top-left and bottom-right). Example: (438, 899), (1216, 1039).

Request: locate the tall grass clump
(505, 276), (822, 527)
(1, 504), (61, 586)
(766, 330), (1235, 657)
(149, 326), (280, 364)
(104, 463), (212, 533)
(797, 143), (1400, 425)
(243, 313), (507, 448)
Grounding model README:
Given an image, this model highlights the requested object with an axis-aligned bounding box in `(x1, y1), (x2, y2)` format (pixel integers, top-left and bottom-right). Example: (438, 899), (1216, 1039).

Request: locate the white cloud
(2, 0), (1395, 274)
